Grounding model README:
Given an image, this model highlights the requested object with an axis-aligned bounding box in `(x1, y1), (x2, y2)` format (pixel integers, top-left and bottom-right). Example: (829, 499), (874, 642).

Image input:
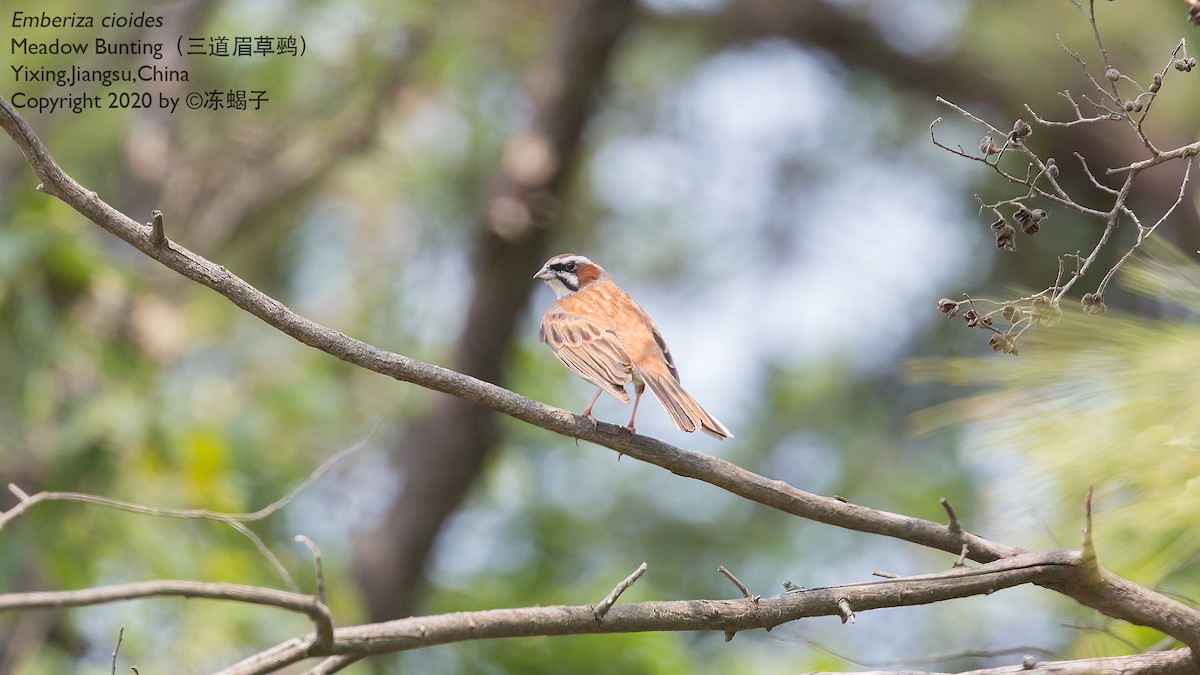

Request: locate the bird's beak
(533, 266), (554, 281)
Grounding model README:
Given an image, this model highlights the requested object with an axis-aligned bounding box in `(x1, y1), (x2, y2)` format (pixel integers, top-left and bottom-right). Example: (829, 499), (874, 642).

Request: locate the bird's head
(533, 253), (606, 299)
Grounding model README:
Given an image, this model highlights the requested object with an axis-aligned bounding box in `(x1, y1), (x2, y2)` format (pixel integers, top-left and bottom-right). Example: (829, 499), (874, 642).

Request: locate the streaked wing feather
(541, 309), (632, 403)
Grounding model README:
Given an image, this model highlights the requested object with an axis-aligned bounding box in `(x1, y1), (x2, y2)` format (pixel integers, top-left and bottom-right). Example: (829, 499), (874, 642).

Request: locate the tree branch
(928, 9), (1200, 353)
(836, 647), (1197, 675)
(219, 549), (1091, 674)
(0, 426), (375, 591)
(0, 580), (332, 655)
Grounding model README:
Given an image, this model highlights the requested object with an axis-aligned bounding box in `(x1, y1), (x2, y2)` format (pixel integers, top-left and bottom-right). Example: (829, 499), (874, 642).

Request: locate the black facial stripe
(548, 260), (582, 291)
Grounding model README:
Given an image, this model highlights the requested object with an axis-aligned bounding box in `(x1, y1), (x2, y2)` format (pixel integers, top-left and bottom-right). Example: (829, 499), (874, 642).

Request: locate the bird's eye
(564, 261), (577, 272)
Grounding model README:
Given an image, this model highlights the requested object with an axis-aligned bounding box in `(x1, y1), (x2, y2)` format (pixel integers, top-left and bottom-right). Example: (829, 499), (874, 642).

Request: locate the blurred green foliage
(911, 240), (1200, 657)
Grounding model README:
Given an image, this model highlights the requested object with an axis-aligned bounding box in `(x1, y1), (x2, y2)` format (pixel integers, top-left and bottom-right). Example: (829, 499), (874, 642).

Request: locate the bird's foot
(572, 411), (598, 446)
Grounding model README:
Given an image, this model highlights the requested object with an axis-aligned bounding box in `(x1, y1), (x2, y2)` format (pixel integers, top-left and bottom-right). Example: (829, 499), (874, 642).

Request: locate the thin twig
(932, 101), (1109, 217)
(836, 597), (856, 624)
(1097, 159), (1193, 295)
(0, 422), (380, 590)
(1081, 486), (1101, 585)
(953, 544), (970, 569)
(1074, 152), (1119, 195)
(1, 419), (379, 525)
(717, 565), (756, 601)
(1025, 101), (1117, 127)
(797, 634), (1063, 671)
(305, 654), (365, 674)
(1137, 39), (1187, 126)
(1063, 619), (1144, 652)
(593, 562), (647, 620)
(0, 579), (331, 627)
(111, 625), (124, 675)
(940, 497), (961, 534)
(295, 535), (327, 606)
(149, 210), (165, 246)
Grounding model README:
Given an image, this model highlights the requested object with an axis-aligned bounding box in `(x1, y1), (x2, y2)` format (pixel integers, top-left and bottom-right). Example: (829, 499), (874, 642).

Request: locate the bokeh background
(2, 0), (1199, 672)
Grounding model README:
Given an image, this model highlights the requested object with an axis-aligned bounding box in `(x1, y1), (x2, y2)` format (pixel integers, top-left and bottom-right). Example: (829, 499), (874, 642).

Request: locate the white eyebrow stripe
(549, 255), (592, 267)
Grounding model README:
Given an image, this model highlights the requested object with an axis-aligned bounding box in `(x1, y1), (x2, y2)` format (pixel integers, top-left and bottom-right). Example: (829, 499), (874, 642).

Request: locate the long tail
(642, 371), (733, 439)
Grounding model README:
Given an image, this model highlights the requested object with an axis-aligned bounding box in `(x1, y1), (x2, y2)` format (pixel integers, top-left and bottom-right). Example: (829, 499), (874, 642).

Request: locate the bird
(533, 253), (732, 439)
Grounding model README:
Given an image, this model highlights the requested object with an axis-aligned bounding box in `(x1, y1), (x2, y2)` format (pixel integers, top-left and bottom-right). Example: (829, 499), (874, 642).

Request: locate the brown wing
(540, 308), (632, 403)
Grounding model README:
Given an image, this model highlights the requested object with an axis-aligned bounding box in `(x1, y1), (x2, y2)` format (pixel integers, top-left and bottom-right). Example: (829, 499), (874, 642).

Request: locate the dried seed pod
(1009, 118), (1033, 142)
(980, 134), (1000, 156)
(937, 298), (960, 317)
(1046, 158), (1060, 178)
(1001, 304), (1022, 322)
(1123, 101), (1136, 112)
(1036, 302), (1063, 327)
(988, 332), (1019, 356)
(990, 217), (1008, 233)
(1082, 292), (1107, 316)
(1023, 209), (1045, 234)
(995, 223), (1016, 250)
(1013, 207), (1033, 226)
(963, 309), (981, 327)
(1105, 67), (1121, 82)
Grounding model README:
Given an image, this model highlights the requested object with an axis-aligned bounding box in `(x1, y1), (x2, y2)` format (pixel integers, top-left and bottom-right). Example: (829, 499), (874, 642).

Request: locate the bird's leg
(580, 388), (603, 429)
(625, 382), (646, 434)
